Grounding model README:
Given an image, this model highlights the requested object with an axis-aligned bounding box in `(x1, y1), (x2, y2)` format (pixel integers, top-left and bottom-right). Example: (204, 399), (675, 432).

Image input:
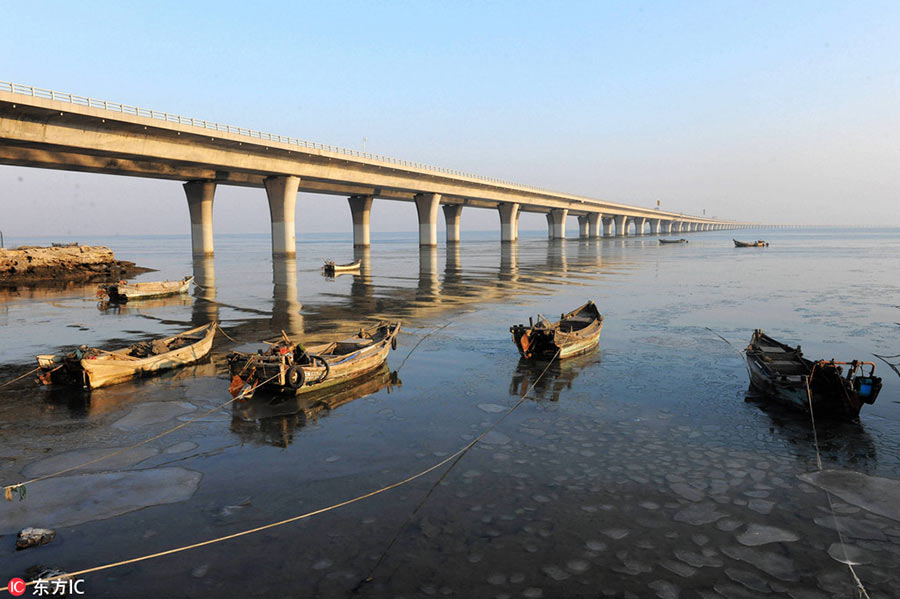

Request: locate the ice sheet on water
(673, 502), (727, 525)
(648, 580), (680, 599)
(826, 542), (871, 565)
(112, 401), (196, 429)
(736, 524), (800, 546)
(21, 445), (158, 477)
(721, 545), (799, 582)
(798, 469), (900, 522)
(813, 516), (888, 541)
(0, 467), (201, 534)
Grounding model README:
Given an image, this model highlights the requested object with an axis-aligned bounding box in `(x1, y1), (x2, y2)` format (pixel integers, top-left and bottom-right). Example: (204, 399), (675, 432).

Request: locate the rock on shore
(0, 245), (152, 282)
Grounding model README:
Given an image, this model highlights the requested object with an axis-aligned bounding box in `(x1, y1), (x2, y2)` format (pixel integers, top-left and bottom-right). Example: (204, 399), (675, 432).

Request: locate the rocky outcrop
(0, 245), (152, 282)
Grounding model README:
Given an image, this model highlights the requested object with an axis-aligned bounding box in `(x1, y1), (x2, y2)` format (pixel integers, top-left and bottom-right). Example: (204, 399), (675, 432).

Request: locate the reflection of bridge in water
(193, 239), (640, 348)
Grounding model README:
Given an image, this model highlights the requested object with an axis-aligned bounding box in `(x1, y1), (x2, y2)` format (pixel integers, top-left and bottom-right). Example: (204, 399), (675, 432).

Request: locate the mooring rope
(0, 366), (40, 390)
(356, 347), (562, 590)
(2, 371), (281, 501)
(0, 345), (561, 594)
(395, 321), (452, 373)
(804, 378), (871, 599)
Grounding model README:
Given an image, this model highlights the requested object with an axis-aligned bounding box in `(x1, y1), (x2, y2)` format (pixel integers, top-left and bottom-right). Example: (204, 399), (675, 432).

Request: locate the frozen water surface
(1, 229), (899, 597)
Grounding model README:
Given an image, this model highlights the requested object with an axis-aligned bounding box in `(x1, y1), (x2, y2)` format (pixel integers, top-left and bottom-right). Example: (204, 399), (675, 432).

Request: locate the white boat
(322, 260), (361, 275)
(98, 276), (193, 302)
(36, 322), (217, 389)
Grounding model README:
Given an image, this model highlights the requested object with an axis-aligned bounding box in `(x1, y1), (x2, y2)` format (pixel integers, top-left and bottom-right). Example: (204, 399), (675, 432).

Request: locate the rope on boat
(395, 321), (452, 373)
(0, 348), (563, 594)
(356, 347), (564, 591)
(0, 366), (41, 389)
(704, 327), (751, 375)
(2, 371), (281, 501)
(215, 323), (241, 344)
(872, 353), (900, 379)
(804, 378), (871, 599)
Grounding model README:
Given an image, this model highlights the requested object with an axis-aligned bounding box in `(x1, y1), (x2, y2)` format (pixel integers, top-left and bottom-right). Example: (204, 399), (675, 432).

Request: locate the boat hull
(744, 329), (880, 420)
(227, 322), (400, 395)
(37, 322), (216, 389)
(511, 301), (603, 360)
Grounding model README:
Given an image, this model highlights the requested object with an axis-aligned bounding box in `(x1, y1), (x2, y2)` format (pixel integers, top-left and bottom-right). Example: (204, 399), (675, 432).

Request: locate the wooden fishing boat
(226, 321), (401, 396)
(510, 301), (603, 360)
(659, 238), (688, 244)
(98, 276), (193, 303)
(733, 239), (768, 248)
(745, 329), (882, 419)
(35, 322), (217, 389)
(323, 260), (361, 275)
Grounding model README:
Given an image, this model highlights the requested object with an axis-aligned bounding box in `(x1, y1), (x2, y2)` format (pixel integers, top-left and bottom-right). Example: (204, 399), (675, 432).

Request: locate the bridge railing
(1, 80), (557, 193)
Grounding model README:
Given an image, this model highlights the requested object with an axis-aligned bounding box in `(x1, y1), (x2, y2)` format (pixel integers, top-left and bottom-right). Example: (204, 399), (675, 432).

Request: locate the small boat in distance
(226, 321), (401, 397)
(510, 301), (603, 360)
(36, 322), (217, 389)
(733, 239), (768, 247)
(323, 260), (361, 276)
(659, 238), (688, 244)
(98, 276), (193, 303)
(745, 329), (882, 420)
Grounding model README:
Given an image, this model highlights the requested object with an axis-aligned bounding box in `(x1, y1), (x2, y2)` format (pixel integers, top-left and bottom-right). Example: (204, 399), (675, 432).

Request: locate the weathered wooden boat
(98, 276), (193, 303)
(733, 239), (768, 248)
(745, 329), (882, 419)
(323, 260), (361, 275)
(226, 321), (401, 397)
(36, 322), (217, 389)
(659, 238), (688, 244)
(510, 301), (603, 360)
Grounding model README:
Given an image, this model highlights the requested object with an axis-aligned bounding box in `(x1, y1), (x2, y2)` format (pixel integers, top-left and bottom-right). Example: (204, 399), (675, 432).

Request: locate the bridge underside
(0, 91), (744, 255)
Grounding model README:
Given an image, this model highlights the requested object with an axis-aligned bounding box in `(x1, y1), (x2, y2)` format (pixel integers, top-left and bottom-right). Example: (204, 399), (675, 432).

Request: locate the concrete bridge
(0, 82), (756, 257)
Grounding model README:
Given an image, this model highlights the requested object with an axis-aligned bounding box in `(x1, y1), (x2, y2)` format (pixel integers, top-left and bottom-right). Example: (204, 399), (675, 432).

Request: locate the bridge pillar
(549, 208), (568, 239)
(414, 193), (441, 247)
(602, 216), (615, 237)
(587, 213), (602, 238)
(264, 176), (299, 257)
(633, 217), (647, 235)
(661, 220), (672, 234)
(443, 204), (463, 244)
(347, 195), (373, 247)
(648, 218), (661, 234)
(498, 202), (519, 242)
(184, 180), (216, 257)
(577, 215), (590, 239)
(614, 215), (629, 236)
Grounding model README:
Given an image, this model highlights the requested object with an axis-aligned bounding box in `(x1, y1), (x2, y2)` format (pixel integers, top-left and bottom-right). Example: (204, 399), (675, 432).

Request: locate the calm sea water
(1, 227), (899, 598)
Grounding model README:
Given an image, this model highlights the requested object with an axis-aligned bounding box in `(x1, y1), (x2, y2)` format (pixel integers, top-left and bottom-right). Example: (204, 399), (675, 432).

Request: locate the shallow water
(1, 227), (899, 598)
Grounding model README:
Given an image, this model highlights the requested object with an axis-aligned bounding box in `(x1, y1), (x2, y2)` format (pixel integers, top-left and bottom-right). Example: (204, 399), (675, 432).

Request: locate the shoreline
(0, 245), (154, 285)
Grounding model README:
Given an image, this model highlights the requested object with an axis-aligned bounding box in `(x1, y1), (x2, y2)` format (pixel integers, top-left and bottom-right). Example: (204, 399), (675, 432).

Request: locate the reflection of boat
(733, 239), (768, 248)
(745, 329), (882, 419)
(230, 364), (400, 447)
(98, 276), (193, 303)
(745, 388), (878, 465)
(36, 322), (217, 389)
(659, 238), (688, 244)
(510, 301), (603, 360)
(226, 321), (401, 396)
(97, 294), (193, 313)
(509, 348), (599, 402)
(323, 260), (361, 276)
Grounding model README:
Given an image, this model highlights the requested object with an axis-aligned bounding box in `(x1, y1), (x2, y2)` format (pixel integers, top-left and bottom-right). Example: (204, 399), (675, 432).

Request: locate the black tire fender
(310, 355), (330, 383)
(285, 365), (305, 389)
(391, 335), (398, 351)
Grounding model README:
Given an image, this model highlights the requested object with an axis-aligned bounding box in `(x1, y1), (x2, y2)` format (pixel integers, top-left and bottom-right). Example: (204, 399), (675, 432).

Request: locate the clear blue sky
(3, 1), (899, 236)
